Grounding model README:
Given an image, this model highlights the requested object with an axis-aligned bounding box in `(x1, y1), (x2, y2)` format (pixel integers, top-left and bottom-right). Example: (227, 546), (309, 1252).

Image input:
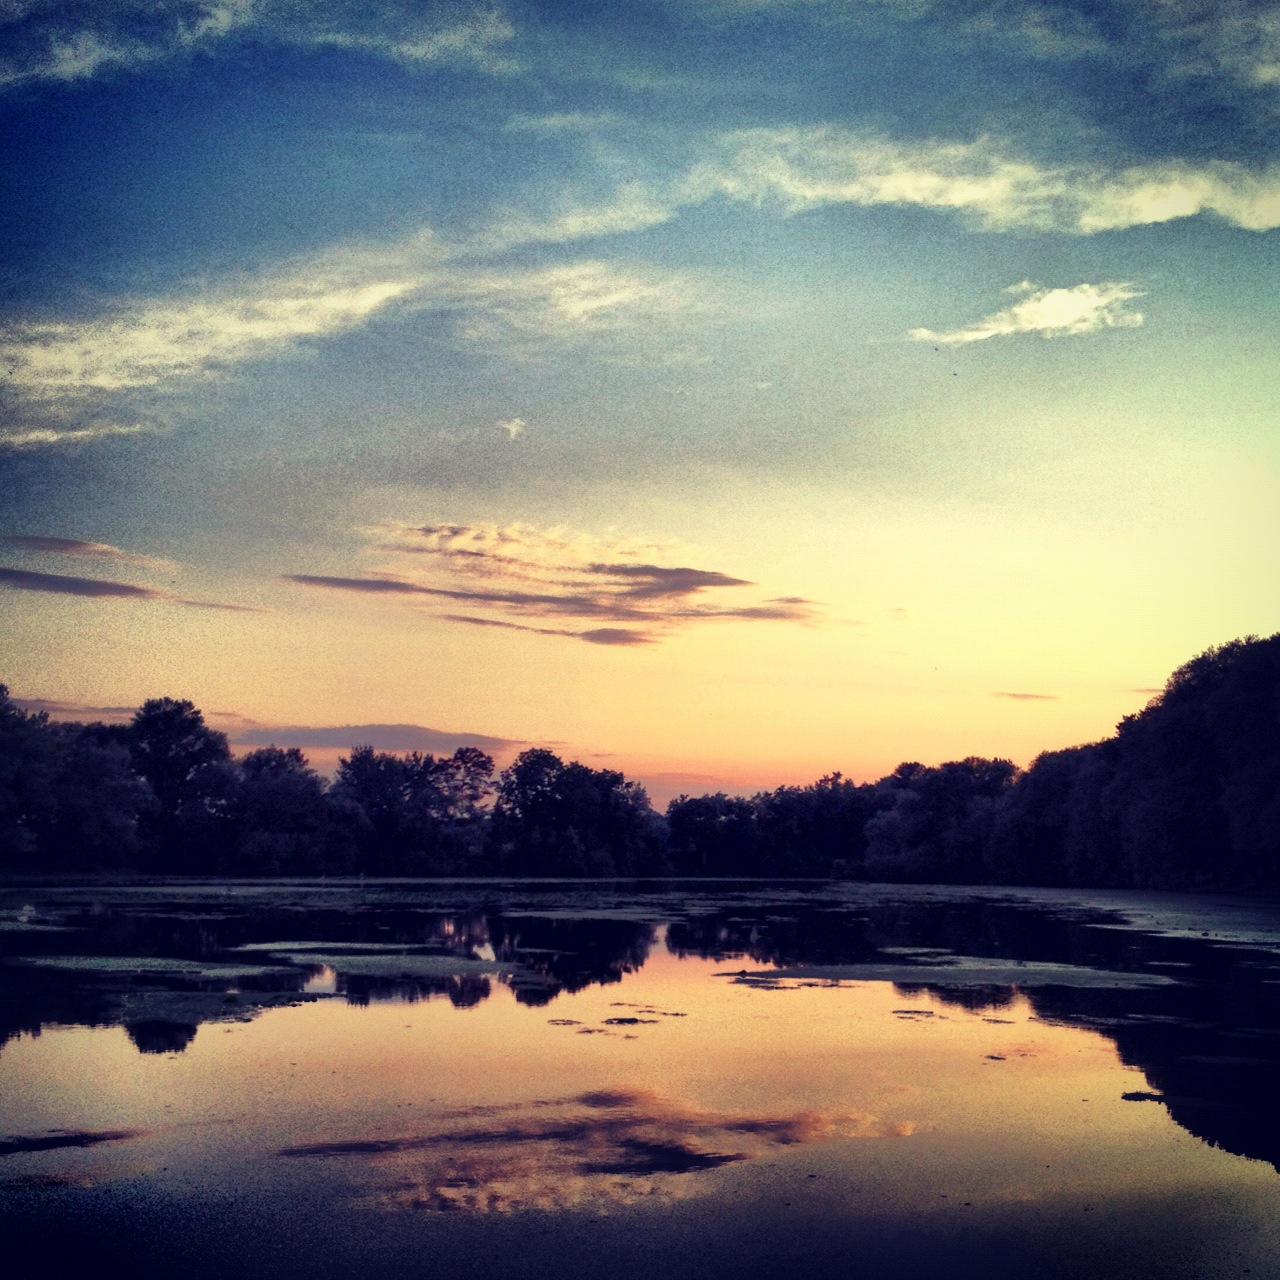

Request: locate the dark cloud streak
(0, 564), (258, 612)
(0, 565), (164, 599)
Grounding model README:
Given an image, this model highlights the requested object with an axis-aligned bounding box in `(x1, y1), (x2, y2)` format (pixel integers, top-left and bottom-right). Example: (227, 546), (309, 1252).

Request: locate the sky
(1, 0), (1277, 802)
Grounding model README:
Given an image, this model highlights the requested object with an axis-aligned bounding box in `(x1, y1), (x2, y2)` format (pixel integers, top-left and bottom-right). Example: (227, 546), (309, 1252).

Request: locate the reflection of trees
(1026, 982), (1280, 1174)
(125, 1020), (198, 1053)
(3, 887), (1278, 1176)
(0, 901), (659, 1048)
(340, 974), (492, 1009)
(672, 896), (1280, 1174)
(487, 916), (656, 1006)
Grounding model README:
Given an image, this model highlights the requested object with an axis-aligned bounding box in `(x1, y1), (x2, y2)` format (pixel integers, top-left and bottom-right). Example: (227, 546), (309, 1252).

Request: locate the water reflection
(1, 881), (1278, 1173)
(280, 1088), (911, 1214)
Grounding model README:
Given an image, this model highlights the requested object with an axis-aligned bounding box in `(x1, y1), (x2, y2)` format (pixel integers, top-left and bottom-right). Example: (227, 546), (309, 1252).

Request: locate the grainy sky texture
(1, 0), (1277, 797)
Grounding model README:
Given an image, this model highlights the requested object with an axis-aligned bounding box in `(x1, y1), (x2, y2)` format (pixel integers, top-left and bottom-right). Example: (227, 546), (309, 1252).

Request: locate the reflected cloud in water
(280, 1088), (912, 1214)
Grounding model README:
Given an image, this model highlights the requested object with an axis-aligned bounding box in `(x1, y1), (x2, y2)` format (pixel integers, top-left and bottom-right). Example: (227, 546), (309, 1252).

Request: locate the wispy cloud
(0, 565), (258, 612)
(12, 696), (276, 737)
(1, 535), (174, 569)
(1, 223), (702, 444)
(0, 422), (150, 449)
(442, 613), (656, 646)
(677, 0), (1280, 112)
(13, 110), (1273, 448)
(232, 721), (522, 753)
(993, 691), (1060, 701)
(692, 127), (1280, 232)
(0, 2), (517, 90)
(2, 277), (418, 399)
(11, 696), (141, 724)
(909, 281), (1144, 345)
(300, 9), (518, 74)
(445, 260), (707, 361)
(287, 521), (816, 646)
(0, 565), (166, 600)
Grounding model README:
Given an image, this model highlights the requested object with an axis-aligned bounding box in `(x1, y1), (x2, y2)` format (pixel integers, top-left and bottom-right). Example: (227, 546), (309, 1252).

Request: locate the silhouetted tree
(754, 773), (877, 877)
(0, 685), (56, 867)
(333, 744), (497, 873)
(127, 698), (232, 869)
(666, 792), (759, 875)
(227, 746), (335, 875)
(865, 757), (1016, 883)
(2, 631), (1276, 886)
(0, 689), (146, 871)
(491, 748), (663, 875)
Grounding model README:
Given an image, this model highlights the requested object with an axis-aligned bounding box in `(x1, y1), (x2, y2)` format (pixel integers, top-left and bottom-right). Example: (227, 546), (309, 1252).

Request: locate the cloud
(232, 722), (522, 753)
(445, 260), (707, 362)
(579, 627), (655, 646)
(285, 574), (425, 594)
(993, 691), (1060, 701)
(0, 565), (257, 611)
(441, 613), (656, 646)
(2, 276), (418, 400)
(279, 1087), (909, 1214)
(11, 697), (280, 737)
(17, 106), (1272, 447)
(288, 520), (815, 646)
(0, 2), (518, 90)
(676, 0), (1280, 118)
(0, 423), (150, 449)
(1, 535), (175, 569)
(692, 127), (1280, 232)
(11, 696), (141, 724)
(498, 417), (525, 439)
(0, 565), (166, 600)
(0, 232), (432, 434)
(909, 281), (1144, 345)
(300, 9), (519, 75)
(1, 229), (702, 443)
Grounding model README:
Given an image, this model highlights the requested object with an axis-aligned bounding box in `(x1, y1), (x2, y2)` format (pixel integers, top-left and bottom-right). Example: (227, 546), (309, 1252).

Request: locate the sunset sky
(1, 0), (1277, 801)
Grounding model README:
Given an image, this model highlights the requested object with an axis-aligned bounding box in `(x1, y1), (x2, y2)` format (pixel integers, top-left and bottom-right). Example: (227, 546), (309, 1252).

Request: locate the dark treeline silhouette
(2, 632), (1278, 887)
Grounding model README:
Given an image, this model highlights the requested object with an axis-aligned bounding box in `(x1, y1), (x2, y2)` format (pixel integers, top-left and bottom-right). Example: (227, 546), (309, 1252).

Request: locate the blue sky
(1, 0), (1277, 797)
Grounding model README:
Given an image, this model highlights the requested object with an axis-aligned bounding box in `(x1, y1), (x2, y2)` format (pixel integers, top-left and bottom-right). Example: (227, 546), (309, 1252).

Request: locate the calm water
(2, 880), (1279, 1279)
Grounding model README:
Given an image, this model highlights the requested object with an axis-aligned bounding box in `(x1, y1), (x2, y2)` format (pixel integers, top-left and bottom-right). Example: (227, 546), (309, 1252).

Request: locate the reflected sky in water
(1, 881), (1279, 1278)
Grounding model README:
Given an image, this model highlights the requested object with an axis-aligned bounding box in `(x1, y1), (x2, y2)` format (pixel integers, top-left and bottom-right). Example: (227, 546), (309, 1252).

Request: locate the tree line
(2, 633), (1277, 887)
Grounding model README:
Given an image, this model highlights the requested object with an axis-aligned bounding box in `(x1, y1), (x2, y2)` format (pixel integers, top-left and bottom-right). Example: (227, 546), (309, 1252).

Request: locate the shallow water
(2, 880), (1279, 1278)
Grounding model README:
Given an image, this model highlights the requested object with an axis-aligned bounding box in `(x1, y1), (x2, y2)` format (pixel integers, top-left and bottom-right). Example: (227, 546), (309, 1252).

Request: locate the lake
(2, 879), (1279, 1279)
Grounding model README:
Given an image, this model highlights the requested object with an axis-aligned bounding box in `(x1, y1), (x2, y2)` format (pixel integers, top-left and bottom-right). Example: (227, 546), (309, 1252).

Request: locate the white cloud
(444, 260), (708, 361)
(0, 219), (705, 442)
(498, 416), (525, 438)
(692, 127), (1280, 232)
(0, 1), (515, 89)
(908, 281), (1145, 345)
(0, 0), (257, 88)
(479, 189), (677, 253)
(0, 422), (150, 449)
(301, 9), (519, 74)
(2, 277), (417, 398)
